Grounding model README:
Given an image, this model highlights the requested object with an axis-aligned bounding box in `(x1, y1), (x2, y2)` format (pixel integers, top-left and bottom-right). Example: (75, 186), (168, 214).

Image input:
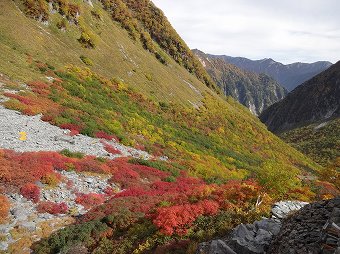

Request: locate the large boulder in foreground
(268, 198), (340, 254)
(196, 201), (308, 254)
(197, 199), (340, 254)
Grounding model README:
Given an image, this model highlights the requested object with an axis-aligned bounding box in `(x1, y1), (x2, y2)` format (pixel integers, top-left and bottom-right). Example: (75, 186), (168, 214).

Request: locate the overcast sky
(152, 0), (340, 64)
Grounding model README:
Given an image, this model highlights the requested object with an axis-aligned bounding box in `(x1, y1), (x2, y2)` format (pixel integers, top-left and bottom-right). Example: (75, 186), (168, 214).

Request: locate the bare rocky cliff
(193, 50), (287, 115)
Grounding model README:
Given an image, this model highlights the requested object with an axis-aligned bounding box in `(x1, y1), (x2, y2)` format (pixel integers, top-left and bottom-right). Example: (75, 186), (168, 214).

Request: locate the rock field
(196, 201), (309, 254)
(0, 170), (118, 253)
(197, 199), (340, 254)
(0, 105), (150, 160)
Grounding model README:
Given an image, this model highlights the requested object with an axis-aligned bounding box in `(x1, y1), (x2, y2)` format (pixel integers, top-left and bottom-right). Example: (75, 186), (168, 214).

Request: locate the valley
(0, 0), (338, 253)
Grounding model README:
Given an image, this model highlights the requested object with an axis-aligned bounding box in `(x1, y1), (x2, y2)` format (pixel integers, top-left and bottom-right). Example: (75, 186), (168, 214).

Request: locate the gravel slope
(0, 105), (150, 159)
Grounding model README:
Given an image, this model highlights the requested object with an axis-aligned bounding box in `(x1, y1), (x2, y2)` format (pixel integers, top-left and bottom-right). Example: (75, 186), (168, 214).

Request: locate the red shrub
(3, 93), (33, 105)
(95, 131), (116, 140)
(102, 141), (122, 155)
(69, 129), (80, 136)
(28, 81), (50, 96)
(20, 183), (40, 203)
(60, 123), (82, 134)
(75, 193), (105, 209)
(66, 179), (74, 189)
(152, 200), (219, 236)
(104, 187), (116, 196)
(75, 156), (110, 173)
(37, 201), (68, 214)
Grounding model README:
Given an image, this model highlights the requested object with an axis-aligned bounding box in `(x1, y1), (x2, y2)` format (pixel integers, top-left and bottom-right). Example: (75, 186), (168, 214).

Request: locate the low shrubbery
(78, 30), (97, 48)
(37, 201), (68, 215)
(0, 148), (335, 253)
(102, 142), (122, 155)
(0, 195), (10, 223)
(3, 66), (319, 197)
(75, 193), (105, 209)
(40, 172), (62, 187)
(20, 183), (40, 203)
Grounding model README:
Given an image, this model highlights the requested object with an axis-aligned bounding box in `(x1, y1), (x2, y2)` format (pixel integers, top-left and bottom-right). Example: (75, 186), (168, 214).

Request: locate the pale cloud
(152, 0), (340, 64)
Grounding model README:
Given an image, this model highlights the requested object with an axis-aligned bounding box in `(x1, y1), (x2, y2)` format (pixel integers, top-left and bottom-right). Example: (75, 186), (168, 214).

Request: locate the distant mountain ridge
(208, 53), (332, 91)
(260, 61), (340, 133)
(193, 49), (287, 115)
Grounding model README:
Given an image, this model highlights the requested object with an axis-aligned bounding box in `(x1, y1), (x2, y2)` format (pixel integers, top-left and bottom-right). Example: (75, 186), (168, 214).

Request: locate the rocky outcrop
(271, 201), (309, 220)
(196, 201), (308, 254)
(268, 198), (340, 254)
(193, 49), (287, 115)
(0, 170), (118, 253)
(197, 199), (340, 254)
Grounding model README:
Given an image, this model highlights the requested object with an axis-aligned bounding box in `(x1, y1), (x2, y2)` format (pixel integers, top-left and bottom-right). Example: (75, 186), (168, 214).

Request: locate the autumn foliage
(0, 195), (10, 223)
(102, 141), (122, 155)
(75, 193), (105, 209)
(37, 201), (68, 215)
(20, 183), (40, 203)
(95, 131), (117, 141)
(152, 200), (219, 235)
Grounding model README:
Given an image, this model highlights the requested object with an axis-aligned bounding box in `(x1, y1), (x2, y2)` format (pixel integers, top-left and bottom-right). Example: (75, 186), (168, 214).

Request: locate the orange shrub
(41, 172), (62, 187)
(0, 195), (10, 223)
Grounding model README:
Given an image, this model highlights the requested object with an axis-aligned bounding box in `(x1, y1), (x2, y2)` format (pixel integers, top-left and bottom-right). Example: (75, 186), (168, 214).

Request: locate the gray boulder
(196, 200), (308, 254)
(271, 201), (308, 219)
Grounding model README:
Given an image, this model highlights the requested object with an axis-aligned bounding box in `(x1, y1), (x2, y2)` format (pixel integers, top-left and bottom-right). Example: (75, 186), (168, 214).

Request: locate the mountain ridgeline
(211, 55), (332, 91)
(193, 50), (287, 115)
(260, 61), (340, 133)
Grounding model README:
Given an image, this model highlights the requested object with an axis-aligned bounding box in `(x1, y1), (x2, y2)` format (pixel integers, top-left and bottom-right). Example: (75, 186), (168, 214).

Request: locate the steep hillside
(0, 0), (215, 106)
(194, 50), (287, 115)
(210, 54), (332, 91)
(280, 118), (340, 166)
(0, 68), (329, 253)
(260, 61), (340, 133)
(0, 1), (334, 253)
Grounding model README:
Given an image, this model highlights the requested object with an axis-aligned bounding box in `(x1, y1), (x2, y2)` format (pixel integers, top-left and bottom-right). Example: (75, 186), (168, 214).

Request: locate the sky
(152, 0), (340, 64)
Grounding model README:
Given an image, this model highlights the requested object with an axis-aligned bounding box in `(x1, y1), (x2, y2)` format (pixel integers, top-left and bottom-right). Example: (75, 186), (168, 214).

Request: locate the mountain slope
(211, 54), (332, 91)
(0, 0), (215, 106)
(194, 50), (287, 115)
(0, 1), (332, 253)
(280, 118), (340, 166)
(260, 61), (340, 133)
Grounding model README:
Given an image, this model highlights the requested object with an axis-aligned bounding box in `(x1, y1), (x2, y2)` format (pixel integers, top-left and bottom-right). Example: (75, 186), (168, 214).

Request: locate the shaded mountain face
(260, 61), (340, 133)
(209, 54), (332, 91)
(193, 50), (287, 115)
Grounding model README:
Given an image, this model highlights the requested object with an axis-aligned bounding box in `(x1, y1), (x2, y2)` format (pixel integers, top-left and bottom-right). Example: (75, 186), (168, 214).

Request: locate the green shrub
(78, 30), (97, 49)
(56, 19), (67, 31)
(60, 149), (85, 159)
(80, 55), (94, 66)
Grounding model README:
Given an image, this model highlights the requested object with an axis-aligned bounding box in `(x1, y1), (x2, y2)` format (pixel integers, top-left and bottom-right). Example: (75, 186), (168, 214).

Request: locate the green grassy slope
(0, 0), (211, 105)
(0, 0), (323, 187)
(280, 118), (340, 166)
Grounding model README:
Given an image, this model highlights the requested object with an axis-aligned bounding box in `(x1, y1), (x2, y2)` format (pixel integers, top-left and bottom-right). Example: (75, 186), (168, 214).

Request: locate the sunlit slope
(0, 0), (322, 189)
(0, 0), (210, 105)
